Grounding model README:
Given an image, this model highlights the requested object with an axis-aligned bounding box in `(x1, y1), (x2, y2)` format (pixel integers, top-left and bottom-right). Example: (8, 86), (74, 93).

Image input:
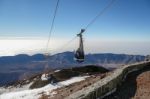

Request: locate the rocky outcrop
(65, 61), (150, 99)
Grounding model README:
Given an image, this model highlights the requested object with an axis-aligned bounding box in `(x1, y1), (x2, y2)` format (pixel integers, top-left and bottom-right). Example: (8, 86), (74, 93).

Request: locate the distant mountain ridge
(0, 54), (45, 65)
(0, 52), (145, 66)
(0, 51), (145, 86)
(44, 52), (145, 70)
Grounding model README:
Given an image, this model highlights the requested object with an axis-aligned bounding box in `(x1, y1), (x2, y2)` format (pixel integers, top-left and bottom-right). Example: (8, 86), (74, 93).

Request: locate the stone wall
(65, 61), (150, 99)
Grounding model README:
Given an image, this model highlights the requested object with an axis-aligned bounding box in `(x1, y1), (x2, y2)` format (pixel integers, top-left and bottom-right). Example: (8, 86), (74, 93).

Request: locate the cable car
(74, 29), (85, 62)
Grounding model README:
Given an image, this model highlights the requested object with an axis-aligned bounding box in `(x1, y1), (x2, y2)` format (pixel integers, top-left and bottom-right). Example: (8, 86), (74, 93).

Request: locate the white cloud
(0, 38), (149, 56)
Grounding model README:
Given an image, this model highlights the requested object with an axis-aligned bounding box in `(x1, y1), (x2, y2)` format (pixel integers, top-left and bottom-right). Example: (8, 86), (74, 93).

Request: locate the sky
(0, 0), (150, 56)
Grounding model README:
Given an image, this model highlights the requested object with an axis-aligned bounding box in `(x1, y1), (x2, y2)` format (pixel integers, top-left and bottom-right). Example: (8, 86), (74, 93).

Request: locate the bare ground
(104, 66), (150, 99)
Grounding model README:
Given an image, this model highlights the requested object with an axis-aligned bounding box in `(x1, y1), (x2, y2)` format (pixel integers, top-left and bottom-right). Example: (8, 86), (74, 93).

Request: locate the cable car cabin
(74, 29), (85, 63)
(74, 49), (84, 62)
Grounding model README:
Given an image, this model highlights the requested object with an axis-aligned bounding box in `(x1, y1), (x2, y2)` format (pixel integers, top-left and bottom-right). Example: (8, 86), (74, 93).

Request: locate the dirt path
(104, 66), (150, 99)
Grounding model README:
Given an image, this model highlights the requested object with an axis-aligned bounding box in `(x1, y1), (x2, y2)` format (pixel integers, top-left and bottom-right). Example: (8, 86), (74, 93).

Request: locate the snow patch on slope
(0, 82), (33, 94)
(41, 74), (50, 81)
(0, 76), (88, 99)
(54, 70), (60, 72)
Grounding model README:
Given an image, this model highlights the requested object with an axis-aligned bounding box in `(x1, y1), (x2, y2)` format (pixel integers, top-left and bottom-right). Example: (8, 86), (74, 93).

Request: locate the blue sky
(0, 0), (150, 56)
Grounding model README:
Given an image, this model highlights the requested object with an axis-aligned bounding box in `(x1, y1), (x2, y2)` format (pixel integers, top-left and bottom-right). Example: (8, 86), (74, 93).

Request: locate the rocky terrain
(39, 73), (109, 99)
(1, 62), (150, 99)
(104, 64), (150, 99)
(0, 65), (109, 99)
(39, 62), (150, 99)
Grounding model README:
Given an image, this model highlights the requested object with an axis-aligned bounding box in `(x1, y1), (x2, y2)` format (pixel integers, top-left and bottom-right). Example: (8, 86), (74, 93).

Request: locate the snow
(54, 70), (60, 72)
(0, 84), (58, 99)
(59, 76), (87, 86)
(0, 76), (88, 99)
(0, 82), (33, 94)
(41, 74), (50, 81)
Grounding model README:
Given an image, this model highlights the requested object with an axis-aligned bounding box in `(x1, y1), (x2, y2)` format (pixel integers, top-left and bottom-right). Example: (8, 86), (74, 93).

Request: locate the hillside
(0, 65), (109, 99)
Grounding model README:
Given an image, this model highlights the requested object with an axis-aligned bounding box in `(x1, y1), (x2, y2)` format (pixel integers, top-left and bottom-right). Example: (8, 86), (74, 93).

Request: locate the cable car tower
(74, 29), (85, 62)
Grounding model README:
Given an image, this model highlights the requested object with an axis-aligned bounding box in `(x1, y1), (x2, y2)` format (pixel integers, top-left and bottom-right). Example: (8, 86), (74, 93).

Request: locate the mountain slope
(0, 52), (145, 86)
(0, 65), (109, 99)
